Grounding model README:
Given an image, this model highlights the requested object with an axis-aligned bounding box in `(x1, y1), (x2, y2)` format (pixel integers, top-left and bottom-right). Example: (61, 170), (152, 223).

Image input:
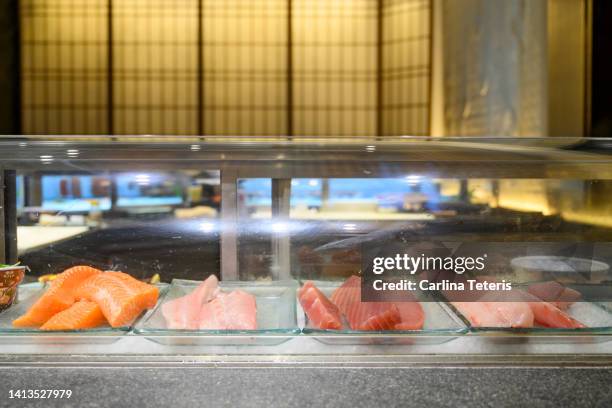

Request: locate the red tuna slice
(393, 297), (425, 331)
(527, 281), (582, 310)
(162, 275), (219, 329)
(299, 281), (343, 330)
(198, 290), (257, 330)
(330, 275), (400, 331)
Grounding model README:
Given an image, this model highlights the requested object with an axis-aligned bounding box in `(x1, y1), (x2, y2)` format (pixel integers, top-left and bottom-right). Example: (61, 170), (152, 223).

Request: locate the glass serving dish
(0, 282), (168, 344)
(299, 280), (468, 345)
(447, 284), (612, 344)
(134, 279), (300, 346)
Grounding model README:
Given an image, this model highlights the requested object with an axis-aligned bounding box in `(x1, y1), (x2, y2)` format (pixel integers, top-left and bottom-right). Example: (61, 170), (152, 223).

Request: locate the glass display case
(1, 136), (611, 364)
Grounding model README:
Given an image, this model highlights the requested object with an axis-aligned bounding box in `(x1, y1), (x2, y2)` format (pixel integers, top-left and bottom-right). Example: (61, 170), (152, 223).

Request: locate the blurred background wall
(0, 0), (607, 138)
(442, 0), (548, 137)
(382, 0), (431, 136)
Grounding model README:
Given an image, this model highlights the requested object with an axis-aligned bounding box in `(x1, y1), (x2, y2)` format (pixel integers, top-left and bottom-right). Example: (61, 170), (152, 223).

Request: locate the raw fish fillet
(477, 278), (584, 329)
(162, 275), (219, 329)
(526, 301), (584, 329)
(394, 296), (425, 330)
(330, 276), (400, 331)
(298, 281), (343, 330)
(452, 299), (535, 328)
(474, 277), (583, 328)
(527, 281), (582, 310)
(13, 266), (102, 328)
(198, 290), (257, 330)
(40, 301), (106, 331)
(514, 290), (584, 329)
(102, 271), (159, 309)
(76, 272), (159, 328)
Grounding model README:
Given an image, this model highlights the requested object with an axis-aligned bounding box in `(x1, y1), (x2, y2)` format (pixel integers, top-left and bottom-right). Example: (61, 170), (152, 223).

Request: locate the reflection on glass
(14, 171), (612, 285)
(16, 170), (221, 281)
(240, 178), (443, 219)
(16, 175), (25, 211)
(115, 173), (182, 208)
(42, 175), (111, 212)
(236, 177), (612, 282)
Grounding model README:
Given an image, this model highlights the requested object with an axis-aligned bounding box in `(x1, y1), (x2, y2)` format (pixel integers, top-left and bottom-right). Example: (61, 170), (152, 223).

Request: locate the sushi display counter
(1, 137), (612, 406)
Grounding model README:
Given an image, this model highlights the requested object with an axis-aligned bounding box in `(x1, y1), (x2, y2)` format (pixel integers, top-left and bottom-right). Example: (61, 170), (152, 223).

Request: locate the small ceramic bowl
(0, 265), (26, 312)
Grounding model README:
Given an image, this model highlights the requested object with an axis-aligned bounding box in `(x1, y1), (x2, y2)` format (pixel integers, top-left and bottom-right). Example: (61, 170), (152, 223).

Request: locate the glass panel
(235, 176), (612, 282)
(17, 168), (221, 282)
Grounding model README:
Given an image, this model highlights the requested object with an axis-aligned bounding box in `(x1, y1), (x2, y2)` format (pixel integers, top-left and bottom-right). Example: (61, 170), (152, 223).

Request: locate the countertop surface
(1, 334), (611, 407)
(0, 366), (611, 407)
(17, 226), (89, 252)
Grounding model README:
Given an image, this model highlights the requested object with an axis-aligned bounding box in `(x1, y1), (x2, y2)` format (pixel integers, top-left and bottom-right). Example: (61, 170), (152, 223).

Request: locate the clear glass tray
(299, 281), (468, 345)
(0, 282), (168, 344)
(134, 279), (300, 346)
(462, 302), (612, 331)
(448, 301), (612, 344)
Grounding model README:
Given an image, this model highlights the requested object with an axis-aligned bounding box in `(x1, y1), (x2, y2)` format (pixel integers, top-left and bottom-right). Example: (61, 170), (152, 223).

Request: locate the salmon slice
(40, 301), (106, 331)
(102, 271), (159, 309)
(162, 275), (219, 329)
(527, 281), (582, 310)
(198, 290), (257, 330)
(452, 301), (535, 328)
(330, 276), (400, 331)
(76, 272), (159, 328)
(299, 281), (343, 330)
(13, 265), (102, 328)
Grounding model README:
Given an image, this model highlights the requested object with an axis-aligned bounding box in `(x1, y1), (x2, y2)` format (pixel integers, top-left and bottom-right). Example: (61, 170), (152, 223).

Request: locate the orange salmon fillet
(40, 301), (106, 331)
(13, 265), (102, 328)
(102, 272), (159, 309)
(76, 272), (159, 328)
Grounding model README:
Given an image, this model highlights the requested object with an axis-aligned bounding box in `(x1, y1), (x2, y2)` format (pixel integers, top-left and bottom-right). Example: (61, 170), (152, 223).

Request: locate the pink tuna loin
(474, 277), (584, 328)
(527, 281), (582, 310)
(162, 275), (219, 329)
(453, 288), (584, 329)
(451, 301), (535, 328)
(526, 301), (585, 329)
(198, 290), (258, 330)
(515, 289), (585, 329)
